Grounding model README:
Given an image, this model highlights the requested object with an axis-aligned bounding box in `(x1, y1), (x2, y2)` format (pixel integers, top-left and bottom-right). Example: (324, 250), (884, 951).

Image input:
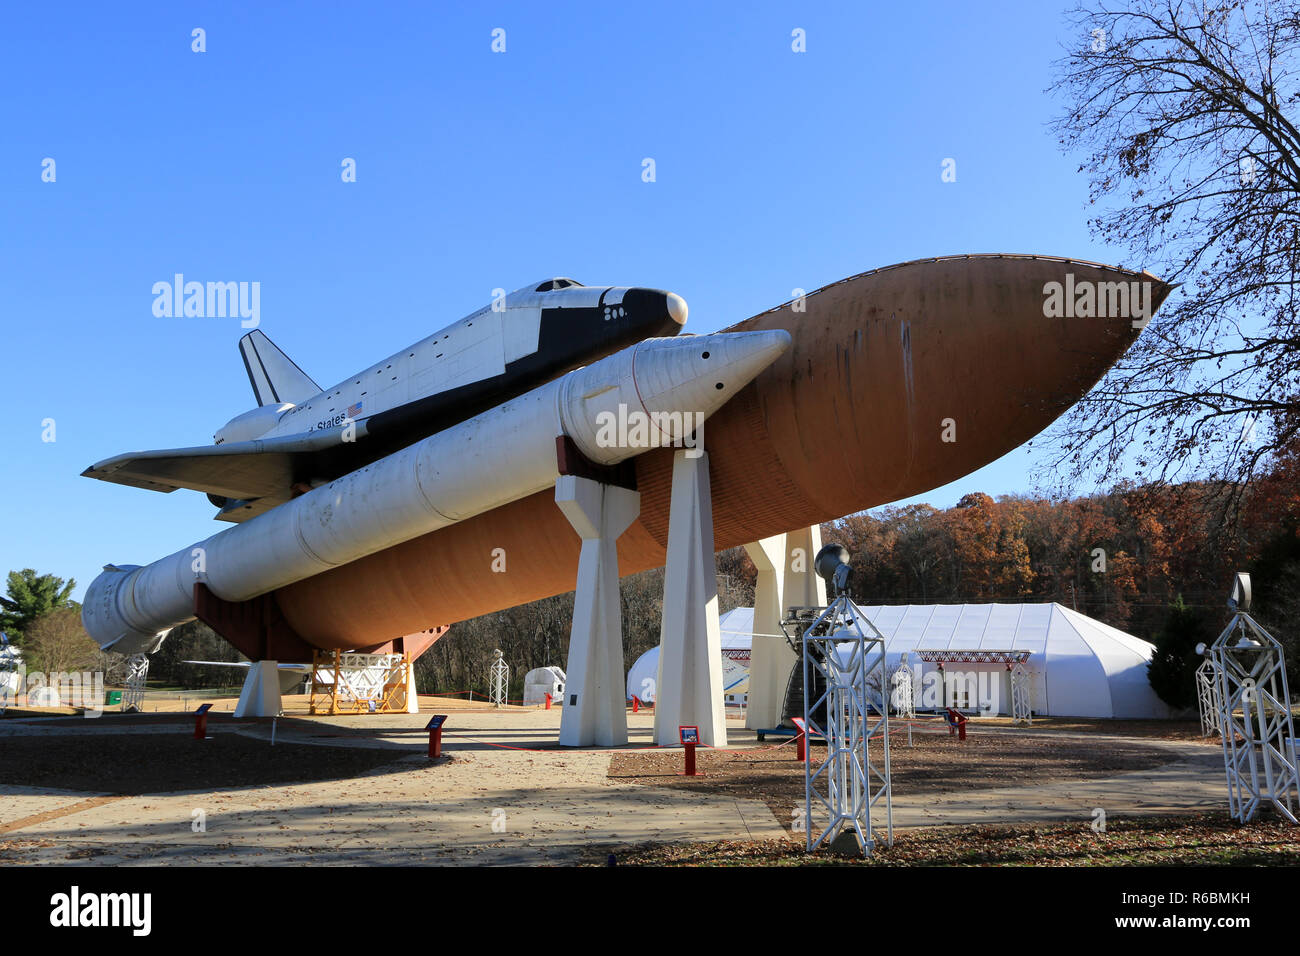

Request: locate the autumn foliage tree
(1047, 1), (1300, 519)
(23, 608), (100, 675)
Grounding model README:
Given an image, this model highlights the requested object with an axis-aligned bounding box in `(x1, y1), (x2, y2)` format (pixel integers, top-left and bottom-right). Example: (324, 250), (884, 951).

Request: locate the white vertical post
(654, 450), (727, 747)
(784, 525), (828, 610)
(744, 533), (787, 731)
(556, 475), (640, 747)
(234, 660), (283, 718)
(404, 660), (420, 714)
(745, 526), (827, 731)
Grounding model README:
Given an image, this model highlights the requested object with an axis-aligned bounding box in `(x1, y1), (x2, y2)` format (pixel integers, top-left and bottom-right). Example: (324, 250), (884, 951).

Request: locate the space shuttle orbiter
(83, 278), (688, 522)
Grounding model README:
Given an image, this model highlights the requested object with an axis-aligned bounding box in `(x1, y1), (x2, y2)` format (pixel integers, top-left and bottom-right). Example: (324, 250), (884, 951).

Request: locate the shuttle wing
(81, 421), (366, 509)
(183, 660), (313, 672)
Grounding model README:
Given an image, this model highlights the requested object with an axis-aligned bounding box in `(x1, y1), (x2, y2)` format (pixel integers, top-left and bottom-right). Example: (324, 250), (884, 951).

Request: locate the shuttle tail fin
(239, 331), (321, 406)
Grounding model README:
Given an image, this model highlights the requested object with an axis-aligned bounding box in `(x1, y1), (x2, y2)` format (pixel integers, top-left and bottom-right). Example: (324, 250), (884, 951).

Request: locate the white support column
(404, 660), (420, 714)
(654, 450), (727, 748)
(784, 524), (828, 610)
(556, 474), (640, 747)
(234, 660), (283, 718)
(744, 533), (789, 731)
(744, 525), (827, 731)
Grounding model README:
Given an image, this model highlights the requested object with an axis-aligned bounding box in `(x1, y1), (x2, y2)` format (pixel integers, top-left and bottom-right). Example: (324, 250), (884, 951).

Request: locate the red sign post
(679, 725), (700, 776)
(946, 707), (968, 741)
(791, 716), (808, 762)
(427, 714), (448, 758)
(193, 703), (213, 741)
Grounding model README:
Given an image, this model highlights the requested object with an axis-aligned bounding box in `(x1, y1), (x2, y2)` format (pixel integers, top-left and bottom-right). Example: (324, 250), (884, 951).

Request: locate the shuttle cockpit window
(534, 278), (582, 292)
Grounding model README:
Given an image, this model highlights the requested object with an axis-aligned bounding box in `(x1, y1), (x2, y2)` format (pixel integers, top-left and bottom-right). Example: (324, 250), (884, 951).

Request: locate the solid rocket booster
(82, 329), (792, 654)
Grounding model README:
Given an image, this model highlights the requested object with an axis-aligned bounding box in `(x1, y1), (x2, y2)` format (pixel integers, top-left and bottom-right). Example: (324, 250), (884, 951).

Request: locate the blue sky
(1, 2), (1137, 601)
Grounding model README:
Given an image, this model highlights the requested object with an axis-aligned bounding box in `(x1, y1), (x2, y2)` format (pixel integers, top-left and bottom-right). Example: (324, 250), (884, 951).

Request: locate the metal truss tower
(892, 652), (915, 720)
(1196, 658), (1222, 737)
(488, 649), (509, 708)
(1208, 574), (1299, 824)
(1010, 660), (1033, 726)
(795, 594), (892, 856)
(122, 654), (150, 712)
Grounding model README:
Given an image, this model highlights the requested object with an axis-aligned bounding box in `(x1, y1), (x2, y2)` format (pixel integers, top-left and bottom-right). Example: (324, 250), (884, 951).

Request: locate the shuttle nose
(622, 288), (690, 334)
(666, 292), (688, 326)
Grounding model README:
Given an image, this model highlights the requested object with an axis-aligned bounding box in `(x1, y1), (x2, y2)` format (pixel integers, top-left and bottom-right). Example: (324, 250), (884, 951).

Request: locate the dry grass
(589, 811), (1300, 866)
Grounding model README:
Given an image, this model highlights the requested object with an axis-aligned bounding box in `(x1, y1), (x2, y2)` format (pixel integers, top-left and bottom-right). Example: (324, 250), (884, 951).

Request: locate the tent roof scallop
(861, 602), (1171, 719)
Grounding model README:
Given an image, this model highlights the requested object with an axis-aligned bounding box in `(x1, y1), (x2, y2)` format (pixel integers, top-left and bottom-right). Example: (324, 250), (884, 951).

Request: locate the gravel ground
(999, 717), (1209, 740)
(586, 810), (1300, 866)
(608, 728), (1176, 831)
(0, 731), (420, 795)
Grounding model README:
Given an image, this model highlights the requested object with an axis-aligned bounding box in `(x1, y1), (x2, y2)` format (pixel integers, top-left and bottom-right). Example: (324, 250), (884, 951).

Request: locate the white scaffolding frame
(1196, 658), (1222, 737)
(122, 654), (150, 712)
(1210, 608), (1299, 823)
(913, 648), (1033, 722)
(488, 649), (509, 708)
(800, 594), (892, 856)
(309, 651), (409, 715)
(1010, 660), (1033, 726)
(892, 652), (915, 720)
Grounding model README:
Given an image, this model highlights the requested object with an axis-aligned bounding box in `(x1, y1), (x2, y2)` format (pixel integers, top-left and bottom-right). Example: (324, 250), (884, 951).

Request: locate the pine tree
(1147, 595), (1212, 710)
(0, 569), (77, 645)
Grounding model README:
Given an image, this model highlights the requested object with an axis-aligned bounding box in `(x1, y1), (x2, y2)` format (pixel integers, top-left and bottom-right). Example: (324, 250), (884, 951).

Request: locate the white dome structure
(626, 608), (753, 703)
(859, 603), (1171, 719)
(522, 666), (565, 706)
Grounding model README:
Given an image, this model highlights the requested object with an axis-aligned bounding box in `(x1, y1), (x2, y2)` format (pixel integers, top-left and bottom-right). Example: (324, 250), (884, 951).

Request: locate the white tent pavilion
(624, 602), (1168, 718)
(858, 603), (1171, 719)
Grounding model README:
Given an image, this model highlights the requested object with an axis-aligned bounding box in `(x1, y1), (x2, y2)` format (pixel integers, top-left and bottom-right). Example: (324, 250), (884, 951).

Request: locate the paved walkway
(0, 708), (787, 865)
(0, 708), (1226, 863)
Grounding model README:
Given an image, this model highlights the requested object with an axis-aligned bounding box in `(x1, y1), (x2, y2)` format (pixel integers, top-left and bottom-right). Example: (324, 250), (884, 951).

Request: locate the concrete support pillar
(744, 533), (791, 731)
(744, 525), (827, 730)
(234, 660), (283, 717)
(556, 474), (640, 747)
(783, 524), (828, 609)
(654, 450), (727, 748)
(404, 661), (420, 714)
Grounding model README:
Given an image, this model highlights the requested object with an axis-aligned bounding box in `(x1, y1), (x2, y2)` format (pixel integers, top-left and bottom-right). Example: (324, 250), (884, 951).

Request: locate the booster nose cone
(631, 328), (792, 417)
(666, 292), (688, 326)
(562, 329), (791, 465)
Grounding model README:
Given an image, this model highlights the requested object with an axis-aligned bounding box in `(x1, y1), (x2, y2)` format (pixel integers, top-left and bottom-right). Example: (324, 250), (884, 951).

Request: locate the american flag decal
(346, 401), (363, 417)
